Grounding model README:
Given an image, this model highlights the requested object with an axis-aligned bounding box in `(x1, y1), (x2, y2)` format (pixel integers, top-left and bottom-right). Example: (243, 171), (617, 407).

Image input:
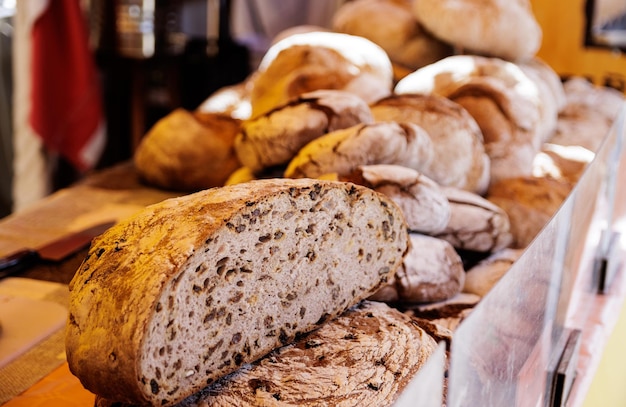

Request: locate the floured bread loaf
(371, 94), (490, 194)
(330, 164), (450, 234)
(95, 301), (437, 407)
(486, 176), (572, 248)
(332, 0), (452, 76)
(394, 55), (542, 184)
(370, 233), (465, 304)
(250, 31), (393, 118)
(518, 58), (566, 142)
(463, 248), (524, 297)
(197, 78), (254, 120)
(66, 179), (409, 406)
(134, 109), (242, 192)
(532, 143), (594, 184)
(284, 121), (435, 179)
(235, 89), (373, 174)
(435, 187), (513, 253)
(412, 0), (542, 62)
(549, 77), (625, 152)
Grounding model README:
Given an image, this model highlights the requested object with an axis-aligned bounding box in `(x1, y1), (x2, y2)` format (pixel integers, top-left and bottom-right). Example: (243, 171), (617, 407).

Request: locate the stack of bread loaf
(72, 0), (625, 405)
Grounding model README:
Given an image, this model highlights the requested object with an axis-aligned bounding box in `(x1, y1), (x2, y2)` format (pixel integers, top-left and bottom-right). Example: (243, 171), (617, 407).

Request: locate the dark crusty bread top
(66, 178), (409, 406)
(94, 300), (437, 407)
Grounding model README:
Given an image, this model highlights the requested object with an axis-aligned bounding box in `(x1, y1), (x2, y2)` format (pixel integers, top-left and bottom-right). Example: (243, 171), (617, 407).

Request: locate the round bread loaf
(66, 178), (409, 406)
(549, 77), (625, 152)
(532, 143), (594, 184)
(435, 187), (513, 253)
(394, 55), (543, 184)
(95, 300), (437, 407)
(284, 121), (435, 180)
(370, 233), (465, 304)
(371, 93), (491, 194)
(133, 109), (241, 192)
(235, 89), (373, 174)
(250, 31), (393, 118)
(518, 58), (566, 142)
(197, 78), (253, 120)
(336, 164), (451, 234)
(332, 0), (452, 75)
(486, 176), (572, 248)
(412, 0), (542, 62)
(463, 248), (524, 297)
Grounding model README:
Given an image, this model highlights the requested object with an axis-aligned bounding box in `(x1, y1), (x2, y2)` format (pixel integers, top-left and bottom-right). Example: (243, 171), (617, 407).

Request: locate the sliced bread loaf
(66, 178), (409, 406)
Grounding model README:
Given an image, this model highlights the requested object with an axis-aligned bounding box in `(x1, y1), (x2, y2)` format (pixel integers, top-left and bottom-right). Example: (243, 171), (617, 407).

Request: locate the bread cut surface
(66, 179), (409, 406)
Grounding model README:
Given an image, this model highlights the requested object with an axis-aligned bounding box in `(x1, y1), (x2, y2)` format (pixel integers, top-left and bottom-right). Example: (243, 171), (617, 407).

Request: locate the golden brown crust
(133, 109), (241, 192)
(486, 176), (572, 248)
(235, 89), (373, 173)
(412, 0), (542, 62)
(332, 0), (453, 71)
(250, 32), (393, 118)
(67, 179), (409, 406)
(371, 94), (491, 194)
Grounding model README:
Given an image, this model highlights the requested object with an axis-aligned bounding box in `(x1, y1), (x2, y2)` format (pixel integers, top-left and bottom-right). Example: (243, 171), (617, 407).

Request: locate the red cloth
(29, 0), (104, 171)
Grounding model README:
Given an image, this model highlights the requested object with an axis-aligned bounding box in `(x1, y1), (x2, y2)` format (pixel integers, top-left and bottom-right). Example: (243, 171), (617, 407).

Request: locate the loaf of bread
(486, 176), (572, 248)
(197, 78), (253, 120)
(370, 93), (491, 194)
(435, 187), (513, 253)
(394, 55), (543, 184)
(95, 300), (438, 407)
(548, 77), (625, 152)
(370, 233), (465, 304)
(133, 109), (242, 192)
(411, 0), (542, 62)
(332, 0), (452, 76)
(66, 178), (409, 406)
(518, 58), (566, 142)
(463, 248), (524, 297)
(333, 164), (451, 234)
(284, 121), (435, 180)
(532, 143), (594, 185)
(235, 89), (373, 174)
(250, 31), (393, 118)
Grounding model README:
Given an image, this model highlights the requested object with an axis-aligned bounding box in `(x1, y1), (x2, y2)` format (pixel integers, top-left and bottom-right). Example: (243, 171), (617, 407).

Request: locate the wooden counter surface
(0, 162), (184, 284)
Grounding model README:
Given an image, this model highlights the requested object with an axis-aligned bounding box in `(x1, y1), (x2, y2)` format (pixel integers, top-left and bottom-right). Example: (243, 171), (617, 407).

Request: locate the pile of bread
(68, 0), (625, 406)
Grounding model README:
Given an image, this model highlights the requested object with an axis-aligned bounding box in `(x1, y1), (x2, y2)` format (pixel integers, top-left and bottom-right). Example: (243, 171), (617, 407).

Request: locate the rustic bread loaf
(133, 109), (242, 192)
(532, 143), (594, 184)
(548, 77), (625, 152)
(234, 89), (373, 174)
(518, 58), (566, 142)
(197, 78), (254, 120)
(463, 248), (524, 297)
(95, 300), (437, 407)
(66, 178), (409, 406)
(370, 233), (465, 304)
(412, 0), (542, 62)
(370, 93), (491, 194)
(435, 187), (513, 253)
(284, 121), (435, 180)
(332, 164), (450, 234)
(486, 176), (572, 248)
(250, 31), (393, 118)
(394, 55), (543, 184)
(332, 0), (452, 75)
